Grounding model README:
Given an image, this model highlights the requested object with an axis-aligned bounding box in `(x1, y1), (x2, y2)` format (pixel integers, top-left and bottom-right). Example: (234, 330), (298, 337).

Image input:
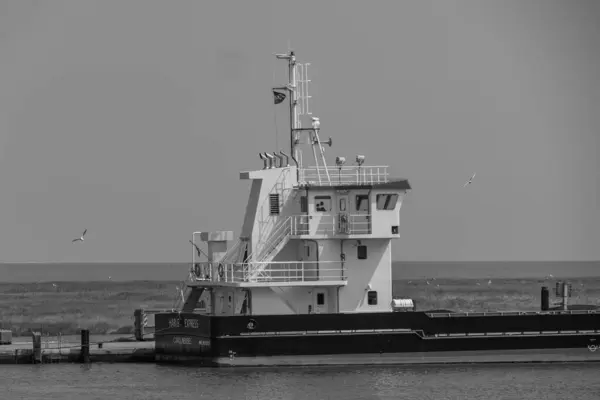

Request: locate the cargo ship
(153, 49), (600, 366)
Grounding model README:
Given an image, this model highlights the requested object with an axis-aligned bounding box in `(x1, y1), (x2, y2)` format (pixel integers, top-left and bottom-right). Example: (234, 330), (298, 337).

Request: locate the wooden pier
(0, 330), (155, 364)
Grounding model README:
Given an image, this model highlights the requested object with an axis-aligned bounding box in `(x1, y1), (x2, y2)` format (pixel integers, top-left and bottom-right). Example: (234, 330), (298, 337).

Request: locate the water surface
(1, 363), (599, 399)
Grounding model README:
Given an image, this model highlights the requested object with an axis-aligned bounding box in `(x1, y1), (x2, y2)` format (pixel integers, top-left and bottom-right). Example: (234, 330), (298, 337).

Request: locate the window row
(270, 193), (399, 215)
(307, 244), (368, 260)
(313, 194), (398, 212)
(315, 290), (378, 307)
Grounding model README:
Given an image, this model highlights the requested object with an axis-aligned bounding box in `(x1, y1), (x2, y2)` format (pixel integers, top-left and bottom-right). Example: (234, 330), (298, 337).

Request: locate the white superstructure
(176, 50), (411, 316)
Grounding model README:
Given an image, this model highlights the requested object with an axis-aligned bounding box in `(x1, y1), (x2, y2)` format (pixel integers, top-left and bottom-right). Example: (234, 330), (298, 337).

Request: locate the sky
(0, 0), (598, 263)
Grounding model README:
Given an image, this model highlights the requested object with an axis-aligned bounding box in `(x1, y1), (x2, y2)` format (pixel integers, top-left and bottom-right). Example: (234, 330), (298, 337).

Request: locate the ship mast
(273, 50), (331, 184)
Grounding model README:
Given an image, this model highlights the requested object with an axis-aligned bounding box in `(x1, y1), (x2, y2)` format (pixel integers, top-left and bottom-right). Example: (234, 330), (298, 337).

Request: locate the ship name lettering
(173, 336), (192, 345)
(184, 319), (199, 328)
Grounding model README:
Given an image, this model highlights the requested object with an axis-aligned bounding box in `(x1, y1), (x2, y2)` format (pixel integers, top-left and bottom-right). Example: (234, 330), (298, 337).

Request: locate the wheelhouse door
(353, 194), (371, 234)
(337, 193), (350, 234)
(302, 241), (319, 281)
(298, 195), (309, 235)
(226, 291), (234, 315)
(313, 290), (328, 314)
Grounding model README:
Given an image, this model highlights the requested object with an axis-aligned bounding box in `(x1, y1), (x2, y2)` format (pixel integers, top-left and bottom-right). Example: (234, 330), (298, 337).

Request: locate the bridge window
(269, 193), (280, 215)
(355, 194), (369, 212)
(357, 245), (367, 260)
(315, 196), (331, 212)
(376, 194), (399, 210)
(367, 290), (378, 305)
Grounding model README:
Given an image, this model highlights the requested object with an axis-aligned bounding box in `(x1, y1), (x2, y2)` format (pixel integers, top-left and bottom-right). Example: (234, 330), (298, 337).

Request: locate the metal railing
(248, 217), (292, 263)
(299, 165), (389, 186)
(427, 310), (600, 318)
(245, 217), (294, 281)
(219, 238), (243, 264)
(246, 212), (370, 262)
(290, 214), (371, 235)
(190, 261), (347, 284)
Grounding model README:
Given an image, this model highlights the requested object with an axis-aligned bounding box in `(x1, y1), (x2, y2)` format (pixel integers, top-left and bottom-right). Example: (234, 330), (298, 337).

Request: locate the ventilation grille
(269, 194), (280, 215)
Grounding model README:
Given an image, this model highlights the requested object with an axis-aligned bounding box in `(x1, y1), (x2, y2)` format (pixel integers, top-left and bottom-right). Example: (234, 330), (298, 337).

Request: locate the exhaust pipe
(264, 152), (275, 169)
(273, 152), (283, 168)
(279, 150), (290, 167)
(259, 153), (268, 169)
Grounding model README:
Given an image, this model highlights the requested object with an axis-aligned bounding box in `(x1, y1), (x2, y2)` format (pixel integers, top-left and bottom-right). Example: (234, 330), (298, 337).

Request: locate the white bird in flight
(72, 229), (87, 243)
(463, 173), (476, 187)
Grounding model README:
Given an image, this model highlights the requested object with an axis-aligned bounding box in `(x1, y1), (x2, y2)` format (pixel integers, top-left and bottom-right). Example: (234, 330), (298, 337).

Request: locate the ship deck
(231, 328), (600, 339)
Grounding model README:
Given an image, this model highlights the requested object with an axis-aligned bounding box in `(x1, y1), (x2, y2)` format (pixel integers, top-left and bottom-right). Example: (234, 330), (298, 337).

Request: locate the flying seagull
(189, 240), (208, 258)
(72, 229), (87, 243)
(463, 172), (476, 187)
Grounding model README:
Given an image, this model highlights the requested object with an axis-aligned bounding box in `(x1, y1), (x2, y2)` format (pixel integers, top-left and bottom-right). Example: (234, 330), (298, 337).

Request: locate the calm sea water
(1, 363), (599, 399)
(0, 261), (599, 282)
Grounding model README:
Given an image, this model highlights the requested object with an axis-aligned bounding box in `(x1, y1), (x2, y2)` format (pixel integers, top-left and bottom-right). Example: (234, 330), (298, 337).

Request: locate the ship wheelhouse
(175, 50), (411, 317)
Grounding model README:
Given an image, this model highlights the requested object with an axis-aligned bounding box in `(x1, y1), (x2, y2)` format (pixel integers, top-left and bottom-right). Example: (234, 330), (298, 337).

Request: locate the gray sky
(0, 0), (598, 263)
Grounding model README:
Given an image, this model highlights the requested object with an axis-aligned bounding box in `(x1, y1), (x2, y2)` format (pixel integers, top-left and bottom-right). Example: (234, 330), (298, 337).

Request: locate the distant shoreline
(1, 261), (598, 264)
(2, 277), (599, 337)
(2, 276), (600, 284)
(0, 261), (598, 282)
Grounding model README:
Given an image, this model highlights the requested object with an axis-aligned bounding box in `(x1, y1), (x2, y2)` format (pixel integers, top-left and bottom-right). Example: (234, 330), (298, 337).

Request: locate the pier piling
(31, 331), (42, 364)
(80, 329), (90, 363)
(541, 286), (549, 311)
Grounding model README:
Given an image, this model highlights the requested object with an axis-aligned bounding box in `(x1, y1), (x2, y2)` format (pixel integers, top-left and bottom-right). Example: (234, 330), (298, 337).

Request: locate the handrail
(427, 310), (600, 318)
(299, 165), (389, 186)
(241, 216), (294, 282)
(288, 214), (371, 236)
(230, 328), (600, 339)
(191, 261), (346, 284)
(257, 217), (291, 260)
(246, 216), (292, 262)
(220, 238), (242, 264)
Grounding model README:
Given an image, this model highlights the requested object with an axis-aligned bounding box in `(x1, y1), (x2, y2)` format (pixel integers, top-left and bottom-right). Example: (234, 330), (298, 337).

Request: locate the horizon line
(2, 275), (600, 284)
(0, 260), (598, 264)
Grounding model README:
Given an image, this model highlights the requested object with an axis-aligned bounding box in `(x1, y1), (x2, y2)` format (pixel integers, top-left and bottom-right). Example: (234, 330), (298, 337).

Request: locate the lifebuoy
(194, 263), (202, 278)
(218, 264), (225, 279)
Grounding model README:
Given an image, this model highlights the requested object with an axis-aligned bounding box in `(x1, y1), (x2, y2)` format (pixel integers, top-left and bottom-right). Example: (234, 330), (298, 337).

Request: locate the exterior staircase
(246, 216), (292, 281)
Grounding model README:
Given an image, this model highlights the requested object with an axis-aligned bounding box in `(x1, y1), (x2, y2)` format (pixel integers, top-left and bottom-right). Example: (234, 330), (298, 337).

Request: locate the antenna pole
(274, 50), (322, 175)
(288, 51), (297, 161)
(274, 50), (299, 166)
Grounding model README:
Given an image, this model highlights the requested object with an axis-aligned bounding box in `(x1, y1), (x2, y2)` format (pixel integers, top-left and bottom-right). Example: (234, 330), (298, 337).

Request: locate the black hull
(154, 311), (600, 366)
(216, 332), (598, 356)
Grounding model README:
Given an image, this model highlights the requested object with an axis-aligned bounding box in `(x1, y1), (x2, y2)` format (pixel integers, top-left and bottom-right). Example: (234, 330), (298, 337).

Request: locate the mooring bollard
(31, 331), (42, 364)
(80, 329), (90, 363)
